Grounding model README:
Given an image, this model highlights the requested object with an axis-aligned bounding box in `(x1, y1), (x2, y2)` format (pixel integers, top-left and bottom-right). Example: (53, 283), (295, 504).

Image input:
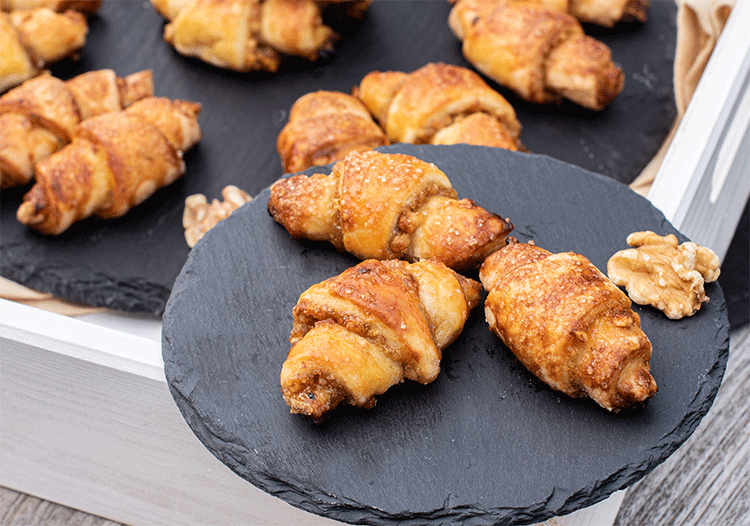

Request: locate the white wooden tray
(1, 1), (748, 525)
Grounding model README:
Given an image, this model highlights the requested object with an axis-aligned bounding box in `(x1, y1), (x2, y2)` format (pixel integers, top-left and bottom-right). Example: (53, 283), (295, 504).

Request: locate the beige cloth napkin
(0, 0), (736, 319)
(0, 275), (105, 315)
(629, 0), (736, 196)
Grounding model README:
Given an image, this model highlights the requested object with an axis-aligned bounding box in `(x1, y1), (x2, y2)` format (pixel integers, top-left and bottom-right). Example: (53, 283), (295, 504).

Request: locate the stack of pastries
(0, 68), (153, 188)
(277, 62), (525, 173)
(273, 150), (659, 418)
(0, 1), (664, 422)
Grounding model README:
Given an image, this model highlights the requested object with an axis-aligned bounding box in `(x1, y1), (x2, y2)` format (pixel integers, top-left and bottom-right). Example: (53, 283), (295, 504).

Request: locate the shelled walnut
(607, 231), (721, 319)
(183, 185), (252, 248)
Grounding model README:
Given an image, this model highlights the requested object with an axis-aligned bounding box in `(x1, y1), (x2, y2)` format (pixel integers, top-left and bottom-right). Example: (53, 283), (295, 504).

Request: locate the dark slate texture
(0, 0), (676, 315)
(162, 144), (729, 526)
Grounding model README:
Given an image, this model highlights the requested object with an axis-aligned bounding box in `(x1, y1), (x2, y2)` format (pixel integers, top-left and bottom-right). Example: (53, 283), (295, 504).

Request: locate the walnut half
(183, 185), (252, 248)
(607, 231), (721, 319)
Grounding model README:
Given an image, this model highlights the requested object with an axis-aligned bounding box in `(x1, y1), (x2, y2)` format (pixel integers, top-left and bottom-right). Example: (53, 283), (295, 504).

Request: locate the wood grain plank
(1, 326), (745, 526)
(614, 325), (750, 526)
(0, 487), (125, 526)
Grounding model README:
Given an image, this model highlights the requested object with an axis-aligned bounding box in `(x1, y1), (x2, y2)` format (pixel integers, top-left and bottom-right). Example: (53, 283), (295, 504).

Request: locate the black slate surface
(162, 144), (729, 526)
(0, 0), (677, 315)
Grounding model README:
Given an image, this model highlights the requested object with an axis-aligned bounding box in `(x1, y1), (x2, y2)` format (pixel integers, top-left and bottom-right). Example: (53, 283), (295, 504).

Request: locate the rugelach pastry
(281, 258), (482, 418)
(151, 0), (371, 73)
(277, 90), (388, 174)
(1, 0), (102, 13)
(533, 0), (649, 27)
(1, 69), (153, 188)
(449, 0), (625, 110)
(480, 240), (658, 411)
(17, 96), (201, 235)
(0, 7), (88, 92)
(354, 62), (523, 150)
(268, 150), (514, 271)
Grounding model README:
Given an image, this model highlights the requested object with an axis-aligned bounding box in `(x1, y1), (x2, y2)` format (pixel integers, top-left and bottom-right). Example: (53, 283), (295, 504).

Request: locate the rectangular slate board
(0, 0), (678, 314)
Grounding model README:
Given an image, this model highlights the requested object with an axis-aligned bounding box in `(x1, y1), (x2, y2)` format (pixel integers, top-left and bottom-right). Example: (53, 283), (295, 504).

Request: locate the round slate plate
(162, 144), (729, 526)
(0, 0), (676, 315)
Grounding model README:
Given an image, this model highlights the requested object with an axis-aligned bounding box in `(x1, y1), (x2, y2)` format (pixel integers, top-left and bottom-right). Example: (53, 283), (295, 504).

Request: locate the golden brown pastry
(0, 69), (153, 189)
(430, 112), (521, 150)
(570, 0), (648, 27)
(449, 0), (625, 110)
(480, 240), (657, 412)
(499, 0), (648, 27)
(268, 150), (514, 271)
(280, 258), (482, 418)
(151, 0), (370, 73)
(276, 90), (388, 173)
(0, 8), (88, 93)
(354, 62), (523, 150)
(1, 0), (102, 13)
(549, 0), (648, 27)
(16, 96), (202, 235)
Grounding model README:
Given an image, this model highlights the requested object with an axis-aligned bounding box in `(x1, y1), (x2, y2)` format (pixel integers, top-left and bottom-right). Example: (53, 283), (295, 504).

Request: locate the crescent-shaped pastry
(151, 0), (370, 72)
(276, 90), (388, 173)
(1, 69), (153, 188)
(281, 258), (482, 418)
(449, 0), (624, 110)
(354, 62), (523, 149)
(480, 240), (658, 411)
(0, 8), (87, 92)
(268, 150), (514, 271)
(17, 97), (202, 235)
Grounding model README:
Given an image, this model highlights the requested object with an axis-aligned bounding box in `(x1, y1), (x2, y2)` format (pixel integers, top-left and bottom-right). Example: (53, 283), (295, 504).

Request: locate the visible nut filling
(607, 231), (721, 319)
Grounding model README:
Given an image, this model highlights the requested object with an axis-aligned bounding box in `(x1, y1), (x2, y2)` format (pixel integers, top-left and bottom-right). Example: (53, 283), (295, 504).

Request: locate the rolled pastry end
(545, 35), (625, 111)
(612, 360), (658, 410)
(16, 183), (73, 235)
(16, 190), (47, 226)
(281, 320), (403, 419)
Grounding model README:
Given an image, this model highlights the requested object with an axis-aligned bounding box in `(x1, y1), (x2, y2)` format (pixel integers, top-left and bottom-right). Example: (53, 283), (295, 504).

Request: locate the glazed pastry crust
(568, 0), (649, 27)
(451, 0), (648, 31)
(153, 0), (368, 72)
(0, 69), (153, 188)
(1, 0), (102, 13)
(161, 0), (279, 72)
(480, 241), (657, 412)
(16, 97), (201, 235)
(0, 8), (87, 92)
(276, 90), (388, 173)
(355, 62), (523, 150)
(281, 258), (482, 418)
(431, 112), (521, 151)
(449, 0), (624, 110)
(268, 150), (514, 271)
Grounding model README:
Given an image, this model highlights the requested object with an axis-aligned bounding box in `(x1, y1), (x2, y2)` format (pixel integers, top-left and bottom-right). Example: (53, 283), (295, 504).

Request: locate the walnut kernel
(183, 185), (252, 248)
(607, 231), (720, 319)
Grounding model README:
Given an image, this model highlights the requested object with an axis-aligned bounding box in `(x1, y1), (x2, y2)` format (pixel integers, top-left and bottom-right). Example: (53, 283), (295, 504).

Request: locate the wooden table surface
(1, 322), (747, 526)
